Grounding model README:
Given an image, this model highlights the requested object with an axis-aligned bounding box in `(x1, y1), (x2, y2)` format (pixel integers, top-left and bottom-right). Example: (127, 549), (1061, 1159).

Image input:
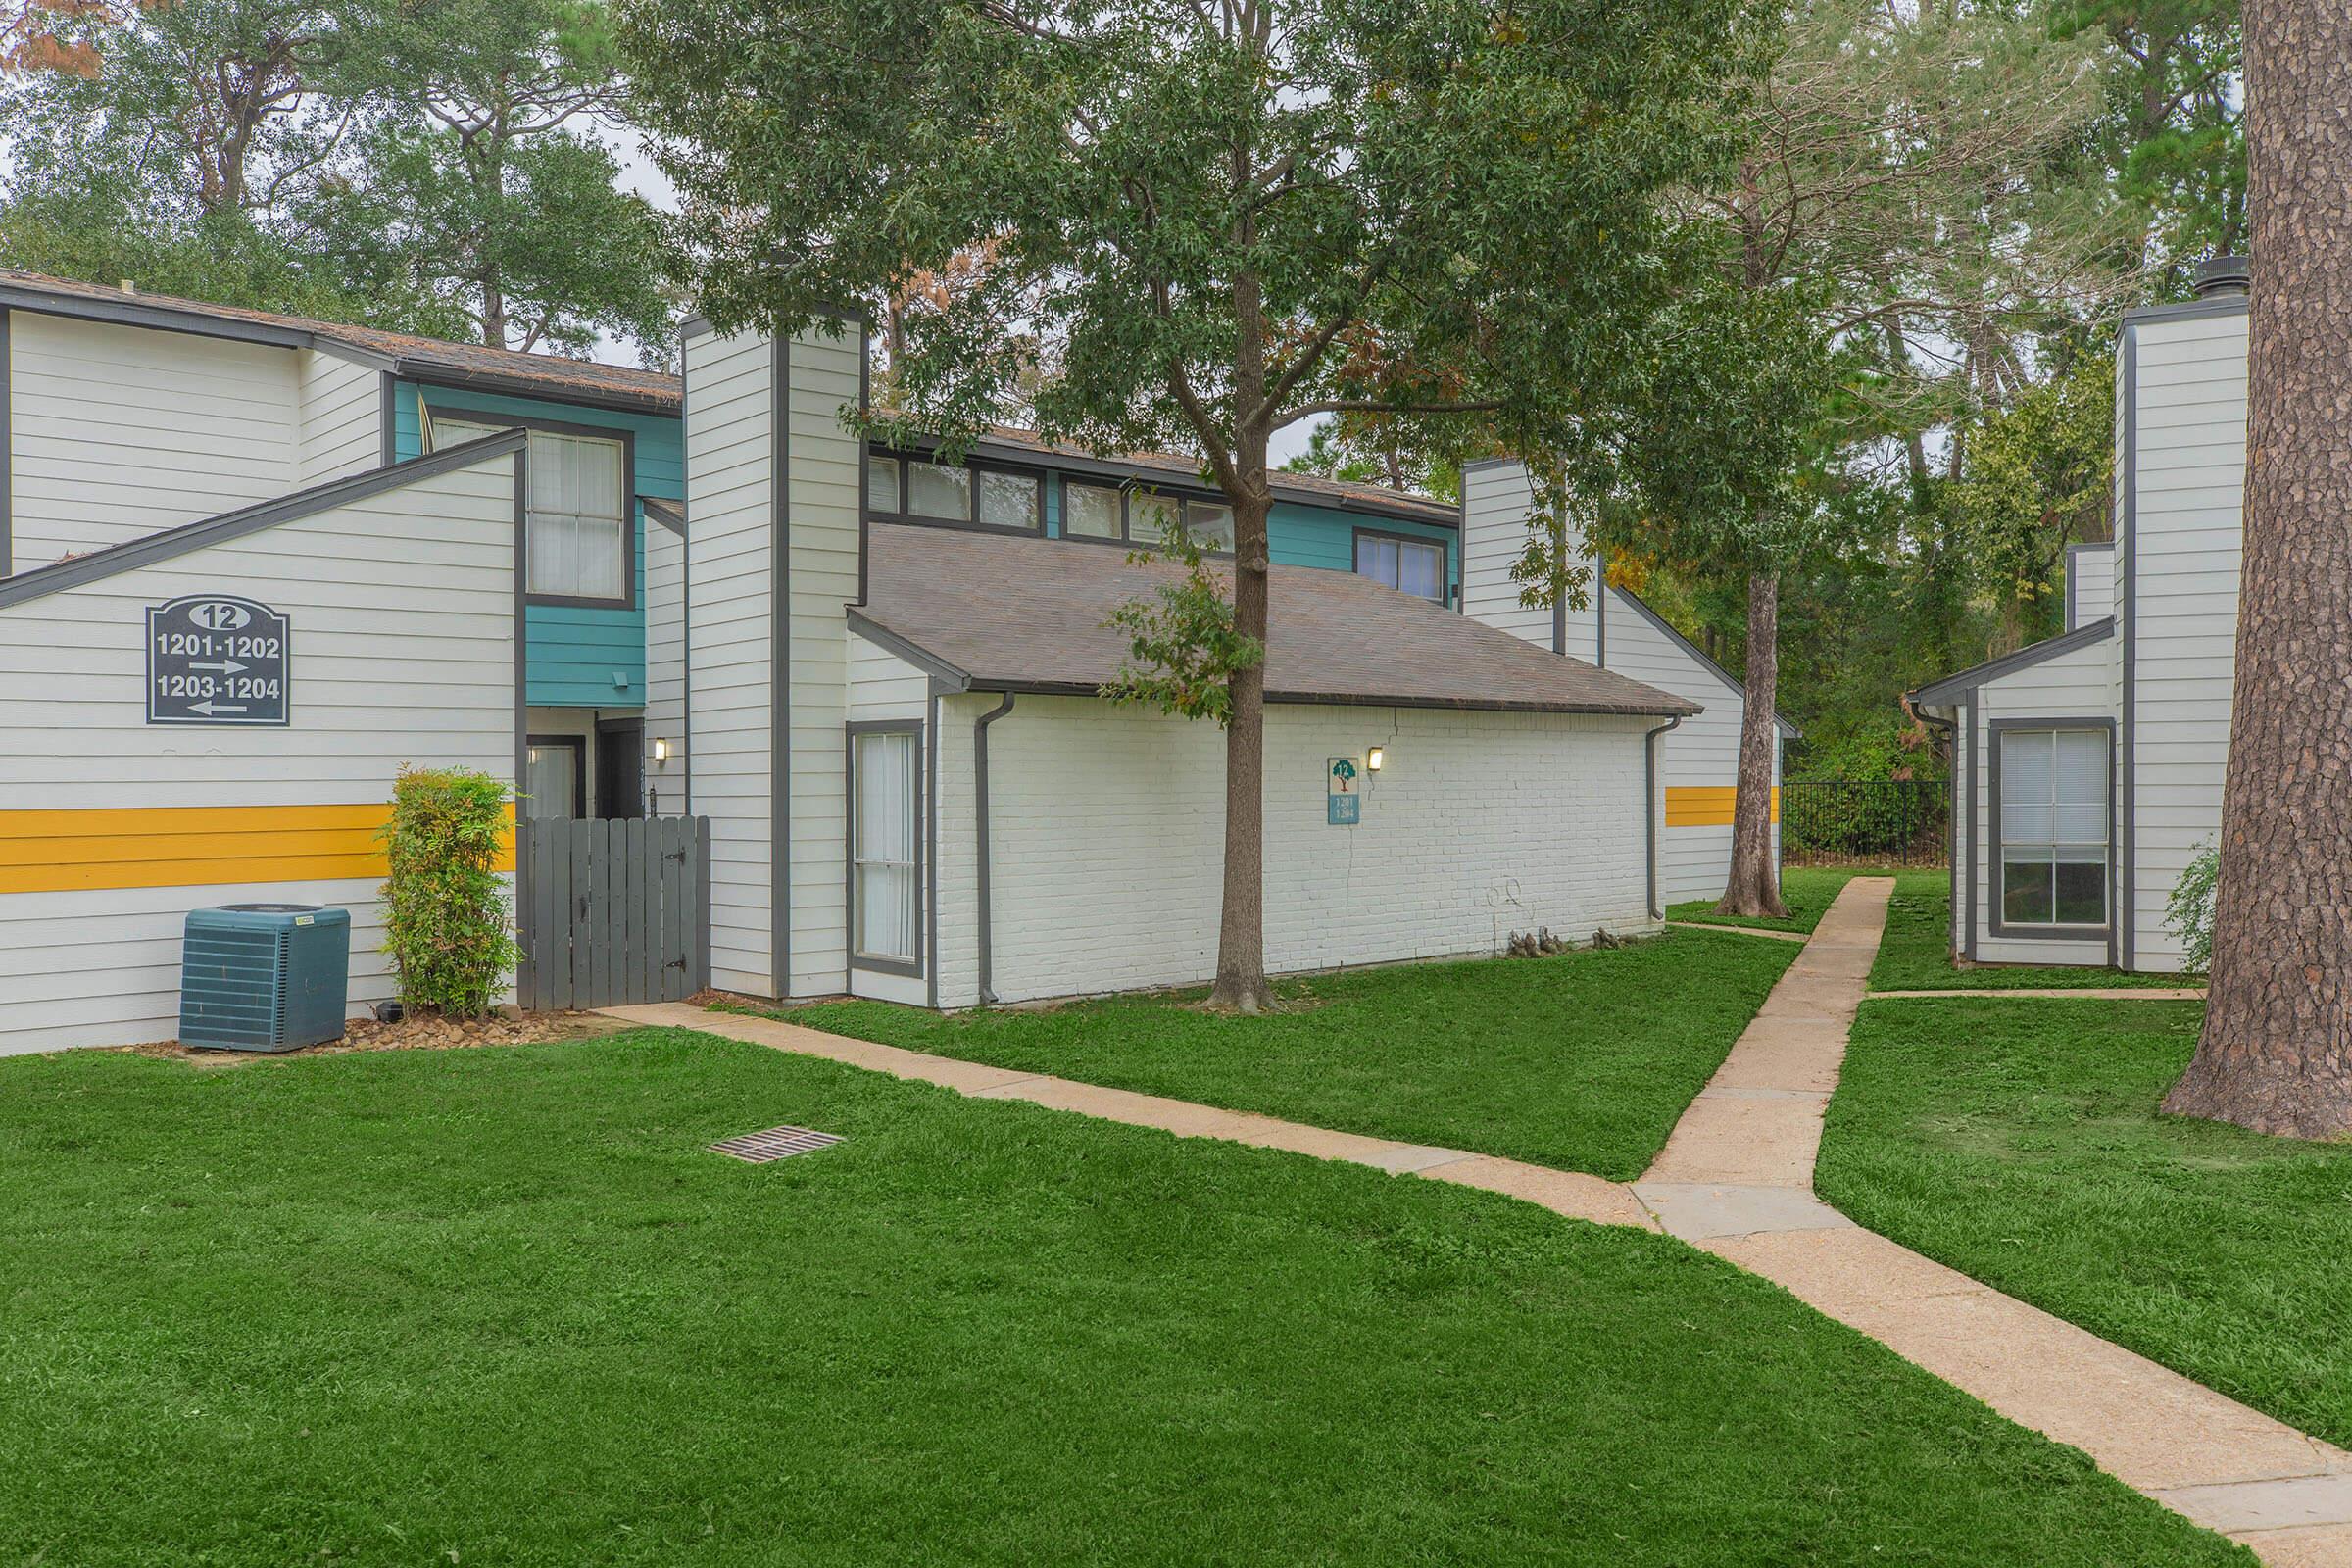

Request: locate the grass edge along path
(1819, 994), (2352, 1455)
(0, 1028), (2251, 1566)
(1868, 869), (2207, 992)
(746, 928), (1798, 1183)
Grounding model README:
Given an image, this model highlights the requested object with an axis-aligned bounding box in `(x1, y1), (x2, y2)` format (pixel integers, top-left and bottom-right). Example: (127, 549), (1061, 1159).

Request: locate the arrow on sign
(186, 659), (248, 674)
(186, 701), (249, 716)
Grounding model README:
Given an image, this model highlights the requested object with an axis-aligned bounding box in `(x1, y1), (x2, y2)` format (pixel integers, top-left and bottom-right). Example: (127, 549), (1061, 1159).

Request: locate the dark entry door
(596, 717), (645, 818)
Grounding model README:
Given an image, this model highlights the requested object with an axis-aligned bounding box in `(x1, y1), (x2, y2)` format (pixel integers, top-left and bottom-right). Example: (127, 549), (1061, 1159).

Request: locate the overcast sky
(598, 125), (1322, 466)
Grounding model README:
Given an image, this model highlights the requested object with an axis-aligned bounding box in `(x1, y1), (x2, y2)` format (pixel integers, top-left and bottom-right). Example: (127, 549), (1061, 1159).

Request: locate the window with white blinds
(852, 729), (921, 965)
(432, 416), (629, 603)
(1998, 726), (2110, 927)
(1355, 532), (1447, 602)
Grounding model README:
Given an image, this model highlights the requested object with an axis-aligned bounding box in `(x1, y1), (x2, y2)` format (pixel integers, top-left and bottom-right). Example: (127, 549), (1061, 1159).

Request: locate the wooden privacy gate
(517, 816), (710, 1010)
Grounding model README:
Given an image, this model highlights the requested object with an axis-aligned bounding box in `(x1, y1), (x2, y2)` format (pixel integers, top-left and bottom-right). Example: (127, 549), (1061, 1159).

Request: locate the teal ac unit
(179, 905), (352, 1052)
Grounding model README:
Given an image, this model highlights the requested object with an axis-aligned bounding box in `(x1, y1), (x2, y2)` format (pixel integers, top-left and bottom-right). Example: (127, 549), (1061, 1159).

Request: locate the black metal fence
(1779, 780), (1951, 868)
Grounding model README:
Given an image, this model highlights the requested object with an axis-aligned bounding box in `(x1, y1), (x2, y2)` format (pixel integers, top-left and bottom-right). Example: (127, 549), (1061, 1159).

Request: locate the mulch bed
(124, 1007), (628, 1065)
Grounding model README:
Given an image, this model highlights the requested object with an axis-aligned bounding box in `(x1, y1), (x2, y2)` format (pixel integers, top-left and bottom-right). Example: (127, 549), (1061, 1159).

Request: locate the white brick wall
(933, 694), (1656, 1006)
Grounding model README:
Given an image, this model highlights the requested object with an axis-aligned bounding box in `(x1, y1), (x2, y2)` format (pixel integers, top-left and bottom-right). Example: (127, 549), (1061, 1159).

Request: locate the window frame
(425, 404), (638, 611)
(866, 447), (1046, 536)
(1351, 525), (1452, 605)
(1058, 476), (1239, 555)
(523, 733), (588, 820)
(845, 718), (926, 977)
(1986, 716), (2115, 941)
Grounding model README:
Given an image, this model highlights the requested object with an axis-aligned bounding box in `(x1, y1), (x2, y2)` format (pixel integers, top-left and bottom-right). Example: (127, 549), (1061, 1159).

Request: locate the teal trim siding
(392, 381), (680, 707)
(1267, 499), (1455, 594)
(1023, 459), (1455, 592)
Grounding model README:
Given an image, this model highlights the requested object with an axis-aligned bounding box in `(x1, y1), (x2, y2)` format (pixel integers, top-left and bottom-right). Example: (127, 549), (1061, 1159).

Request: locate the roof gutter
(973, 692), (1017, 1005)
(1643, 714), (1684, 920)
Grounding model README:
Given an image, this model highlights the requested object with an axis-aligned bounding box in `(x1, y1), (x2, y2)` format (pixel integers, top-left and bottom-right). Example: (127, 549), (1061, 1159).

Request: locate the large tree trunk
(1207, 488), (1276, 1013)
(1718, 566), (1787, 918)
(2162, 0), (2352, 1136)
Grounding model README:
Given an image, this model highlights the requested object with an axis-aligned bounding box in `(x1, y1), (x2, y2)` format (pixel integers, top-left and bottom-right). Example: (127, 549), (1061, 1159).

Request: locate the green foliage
(1099, 516), (1263, 726)
(618, 0), (1743, 489)
(377, 765), (520, 1017)
(297, 0), (671, 354)
(0, 0), (667, 358)
(2166, 839), (2220, 975)
(1950, 349), (2117, 649)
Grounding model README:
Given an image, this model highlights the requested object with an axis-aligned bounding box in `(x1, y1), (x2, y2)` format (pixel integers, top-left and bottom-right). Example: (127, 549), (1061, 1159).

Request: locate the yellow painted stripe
(0, 804), (514, 896)
(1663, 786), (1780, 829)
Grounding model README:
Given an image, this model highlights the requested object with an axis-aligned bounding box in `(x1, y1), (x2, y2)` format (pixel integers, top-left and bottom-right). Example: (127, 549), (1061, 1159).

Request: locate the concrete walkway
(607, 901), (2345, 1562)
(1665, 919), (1810, 942)
(600, 1001), (1652, 1229)
(1637, 877), (2352, 1566)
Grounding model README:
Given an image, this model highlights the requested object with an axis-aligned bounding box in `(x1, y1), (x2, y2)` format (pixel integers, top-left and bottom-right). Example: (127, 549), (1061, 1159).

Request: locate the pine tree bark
(2162, 0), (2352, 1136)
(1718, 566), (1787, 918)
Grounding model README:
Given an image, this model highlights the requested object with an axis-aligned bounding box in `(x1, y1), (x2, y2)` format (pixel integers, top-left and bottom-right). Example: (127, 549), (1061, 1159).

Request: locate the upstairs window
(1355, 531), (1447, 602)
(1185, 500), (1236, 551)
(1998, 726), (2110, 928)
(1063, 480), (1123, 539)
(432, 415), (629, 605)
(867, 453), (1042, 531)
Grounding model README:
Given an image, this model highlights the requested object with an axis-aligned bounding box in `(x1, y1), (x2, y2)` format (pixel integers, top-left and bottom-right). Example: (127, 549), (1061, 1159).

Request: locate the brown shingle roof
(855, 522), (1702, 718)
(951, 427), (1459, 526)
(0, 270), (679, 413)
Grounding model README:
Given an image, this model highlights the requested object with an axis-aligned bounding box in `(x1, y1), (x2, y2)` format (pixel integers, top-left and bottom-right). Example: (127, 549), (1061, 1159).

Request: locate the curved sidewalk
(1637, 877), (2352, 1567)
(609, 893), (2351, 1563)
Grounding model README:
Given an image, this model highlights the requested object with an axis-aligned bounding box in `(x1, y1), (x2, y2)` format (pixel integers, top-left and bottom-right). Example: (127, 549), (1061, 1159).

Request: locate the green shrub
(379, 766), (520, 1016)
(2164, 839), (2219, 975)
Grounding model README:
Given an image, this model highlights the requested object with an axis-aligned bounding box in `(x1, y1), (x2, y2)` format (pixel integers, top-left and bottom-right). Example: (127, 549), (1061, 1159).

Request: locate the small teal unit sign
(1328, 756), (1361, 825)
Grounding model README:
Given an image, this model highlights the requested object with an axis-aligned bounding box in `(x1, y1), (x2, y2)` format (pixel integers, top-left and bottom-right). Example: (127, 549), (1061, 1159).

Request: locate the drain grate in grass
(709, 1124), (844, 1163)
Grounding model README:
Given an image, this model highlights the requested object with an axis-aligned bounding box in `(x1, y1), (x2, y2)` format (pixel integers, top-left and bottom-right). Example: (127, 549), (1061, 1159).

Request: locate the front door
(596, 718), (645, 818)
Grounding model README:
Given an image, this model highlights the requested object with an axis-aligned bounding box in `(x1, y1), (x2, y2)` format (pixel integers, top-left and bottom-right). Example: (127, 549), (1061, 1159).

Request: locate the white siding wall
(1459, 460), (1763, 907)
(1460, 462), (1583, 656)
(682, 329), (778, 996)
(0, 453), (519, 1054)
(848, 633), (930, 722)
(1602, 589), (1751, 905)
(1965, 632), (2121, 967)
(2067, 543), (2115, 630)
(295, 351), (382, 484)
(2125, 310), (2247, 970)
(643, 511), (687, 815)
(933, 696), (1655, 1008)
(9, 312), (299, 569)
(780, 325), (863, 997)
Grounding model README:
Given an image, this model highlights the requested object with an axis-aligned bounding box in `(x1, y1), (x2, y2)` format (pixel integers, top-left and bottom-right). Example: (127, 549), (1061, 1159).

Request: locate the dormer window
(430, 413), (630, 607)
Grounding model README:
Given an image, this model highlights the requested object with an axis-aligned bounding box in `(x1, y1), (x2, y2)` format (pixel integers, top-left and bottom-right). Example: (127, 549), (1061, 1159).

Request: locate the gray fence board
(517, 815), (709, 1011)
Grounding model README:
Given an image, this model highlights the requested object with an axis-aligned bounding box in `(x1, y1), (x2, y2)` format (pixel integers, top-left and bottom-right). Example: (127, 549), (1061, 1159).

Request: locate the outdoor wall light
(1367, 746), (1385, 772)
(653, 737), (671, 764)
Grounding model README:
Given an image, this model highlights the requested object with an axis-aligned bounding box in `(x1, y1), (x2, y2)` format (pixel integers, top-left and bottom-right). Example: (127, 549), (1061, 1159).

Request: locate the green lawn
(1868, 869), (2201, 991)
(1664, 865), (1878, 934)
(1820, 997), (2352, 1450)
(0, 1032), (2245, 1565)
(780, 929), (1794, 1181)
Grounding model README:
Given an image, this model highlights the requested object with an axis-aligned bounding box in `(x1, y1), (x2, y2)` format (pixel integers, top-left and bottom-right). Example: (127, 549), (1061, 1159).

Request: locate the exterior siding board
(683, 331), (778, 995)
(0, 453), (520, 1054)
(10, 313), (298, 567)
(392, 380), (679, 706)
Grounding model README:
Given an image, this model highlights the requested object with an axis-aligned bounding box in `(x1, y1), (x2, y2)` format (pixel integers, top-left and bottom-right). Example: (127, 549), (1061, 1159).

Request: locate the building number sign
(146, 595), (292, 726)
(1328, 756), (1361, 826)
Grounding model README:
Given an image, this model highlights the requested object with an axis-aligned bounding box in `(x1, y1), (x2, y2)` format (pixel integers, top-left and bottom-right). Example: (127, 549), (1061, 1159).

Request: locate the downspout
(973, 692), (1016, 1004)
(1642, 714), (1684, 920)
